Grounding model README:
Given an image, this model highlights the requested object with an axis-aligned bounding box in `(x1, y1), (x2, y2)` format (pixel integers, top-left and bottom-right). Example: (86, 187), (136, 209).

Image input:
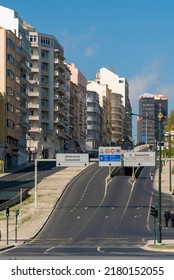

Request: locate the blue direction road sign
(99, 154), (121, 161)
(99, 146), (122, 166)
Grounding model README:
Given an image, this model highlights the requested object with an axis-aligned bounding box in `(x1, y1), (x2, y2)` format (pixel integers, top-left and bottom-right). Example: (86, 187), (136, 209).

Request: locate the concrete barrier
(0, 188), (28, 211)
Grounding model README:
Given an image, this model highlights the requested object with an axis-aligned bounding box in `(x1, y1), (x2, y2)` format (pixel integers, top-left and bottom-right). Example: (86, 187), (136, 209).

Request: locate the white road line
(44, 247), (55, 253)
(97, 246), (104, 253)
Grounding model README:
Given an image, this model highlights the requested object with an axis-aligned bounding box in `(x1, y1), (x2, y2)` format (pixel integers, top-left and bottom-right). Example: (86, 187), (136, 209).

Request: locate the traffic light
(6, 207), (10, 217)
(151, 206), (158, 218)
(15, 209), (19, 216)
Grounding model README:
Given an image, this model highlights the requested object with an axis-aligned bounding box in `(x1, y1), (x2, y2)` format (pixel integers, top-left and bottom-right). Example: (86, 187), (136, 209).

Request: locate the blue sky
(1, 0), (174, 134)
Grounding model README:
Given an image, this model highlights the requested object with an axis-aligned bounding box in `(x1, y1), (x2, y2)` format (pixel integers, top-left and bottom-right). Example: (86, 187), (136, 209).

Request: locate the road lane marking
(44, 247), (55, 254)
(97, 246), (104, 253)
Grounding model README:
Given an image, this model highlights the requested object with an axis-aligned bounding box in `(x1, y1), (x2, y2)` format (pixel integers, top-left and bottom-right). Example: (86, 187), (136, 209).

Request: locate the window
(6, 87), (14, 95)
(30, 35), (37, 43)
(6, 38), (14, 49)
(16, 46), (21, 55)
(41, 37), (50, 46)
(6, 69), (14, 79)
(7, 119), (14, 128)
(41, 62), (48, 71)
(41, 50), (49, 59)
(7, 103), (14, 112)
(7, 54), (14, 64)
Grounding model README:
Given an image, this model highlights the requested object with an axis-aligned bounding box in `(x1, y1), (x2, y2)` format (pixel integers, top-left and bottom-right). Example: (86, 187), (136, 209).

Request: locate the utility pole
(157, 111), (163, 244)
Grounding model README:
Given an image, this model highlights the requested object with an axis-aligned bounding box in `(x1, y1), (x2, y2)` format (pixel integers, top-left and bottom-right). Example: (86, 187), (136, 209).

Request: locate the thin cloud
(60, 26), (98, 57)
(129, 61), (161, 110)
(84, 46), (96, 57)
(129, 60), (174, 114)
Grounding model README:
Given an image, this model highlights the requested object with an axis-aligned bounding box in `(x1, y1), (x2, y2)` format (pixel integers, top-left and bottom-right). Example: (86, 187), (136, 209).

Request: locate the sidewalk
(153, 159), (174, 196)
(144, 159), (174, 251)
(0, 164), (91, 250)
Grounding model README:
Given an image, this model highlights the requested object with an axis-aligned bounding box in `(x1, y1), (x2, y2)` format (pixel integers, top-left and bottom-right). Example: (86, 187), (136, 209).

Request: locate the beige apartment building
(0, 6), (31, 167)
(0, 28), (21, 168)
(67, 63), (87, 152)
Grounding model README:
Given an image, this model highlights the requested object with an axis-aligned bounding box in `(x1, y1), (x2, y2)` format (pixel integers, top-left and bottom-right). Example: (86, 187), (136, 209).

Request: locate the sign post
(56, 153), (89, 167)
(99, 147), (122, 168)
(123, 152), (156, 167)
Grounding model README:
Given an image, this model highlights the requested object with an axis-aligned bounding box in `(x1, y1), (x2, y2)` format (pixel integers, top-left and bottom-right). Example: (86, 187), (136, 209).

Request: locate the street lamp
(126, 110), (163, 244)
(157, 111), (163, 244)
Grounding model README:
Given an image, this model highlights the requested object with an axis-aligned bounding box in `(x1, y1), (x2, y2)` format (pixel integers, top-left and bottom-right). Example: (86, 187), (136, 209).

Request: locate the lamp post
(169, 131), (172, 192)
(164, 130), (172, 192)
(146, 112), (148, 144)
(157, 111), (163, 244)
(126, 110), (163, 244)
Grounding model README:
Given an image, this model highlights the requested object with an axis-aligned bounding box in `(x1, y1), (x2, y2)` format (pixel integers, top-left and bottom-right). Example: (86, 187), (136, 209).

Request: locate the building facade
(26, 25), (71, 158)
(86, 81), (112, 149)
(95, 67), (132, 143)
(137, 93), (168, 144)
(86, 89), (102, 149)
(67, 63), (87, 152)
(0, 6), (31, 166)
(0, 28), (21, 168)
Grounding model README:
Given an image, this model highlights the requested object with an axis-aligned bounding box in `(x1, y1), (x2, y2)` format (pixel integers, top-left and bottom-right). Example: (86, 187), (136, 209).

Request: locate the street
(0, 163), (174, 259)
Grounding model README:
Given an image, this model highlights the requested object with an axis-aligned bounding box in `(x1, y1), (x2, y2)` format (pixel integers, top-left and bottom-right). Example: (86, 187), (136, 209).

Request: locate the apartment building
(137, 93), (168, 144)
(86, 81), (112, 149)
(95, 67), (132, 143)
(67, 63), (87, 152)
(0, 28), (21, 168)
(24, 24), (72, 158)
(86, 89), (102, 149)
(0, 6), (31, 166)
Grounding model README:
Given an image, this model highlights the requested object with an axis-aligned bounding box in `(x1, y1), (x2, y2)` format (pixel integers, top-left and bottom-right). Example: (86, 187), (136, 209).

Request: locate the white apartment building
(26, 24), (70, 158)
(95, 67), (132, 142)
(86, 81), (112, 148)
(0, 6), (31, 165)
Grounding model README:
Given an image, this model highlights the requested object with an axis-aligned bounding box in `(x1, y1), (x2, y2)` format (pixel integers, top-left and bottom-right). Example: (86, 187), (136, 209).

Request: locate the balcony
(28, 115), (39, 121)
(29, 79), (39, 85)
(56, 72), (66, 84)
(54, 83), (66, 95)
(58, 61), (65, 71)
(55, 128), (66, 139)
(54, 58), (59, 65)
(29, 127), (42, 133)
(28, 91), (39, 97)
(31, 67), (39, 73)
(28, 102), (39, 109)
(31, 54), (39, 60)
(54, 106), (66, 117)
(30, 42), (39, 48)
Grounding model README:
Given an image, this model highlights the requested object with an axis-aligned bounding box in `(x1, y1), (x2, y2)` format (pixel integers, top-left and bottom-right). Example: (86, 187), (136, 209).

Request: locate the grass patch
(149, 244), (174, 250)
(22, 194), (34, 205)
(172, 166), (174, 175)
(21, 215), (32, 224)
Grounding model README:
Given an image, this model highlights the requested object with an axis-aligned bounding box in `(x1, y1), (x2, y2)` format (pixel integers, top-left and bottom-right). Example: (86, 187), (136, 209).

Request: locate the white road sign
(99, 146), (122, 166)
(123, 151), (155, 166)
(56, 153), (89, 167)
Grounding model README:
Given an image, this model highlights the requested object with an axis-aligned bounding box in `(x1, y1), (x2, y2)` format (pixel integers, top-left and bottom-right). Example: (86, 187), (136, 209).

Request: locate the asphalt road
(0, 161), (62, 193)
(1, 163), (174, 259)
